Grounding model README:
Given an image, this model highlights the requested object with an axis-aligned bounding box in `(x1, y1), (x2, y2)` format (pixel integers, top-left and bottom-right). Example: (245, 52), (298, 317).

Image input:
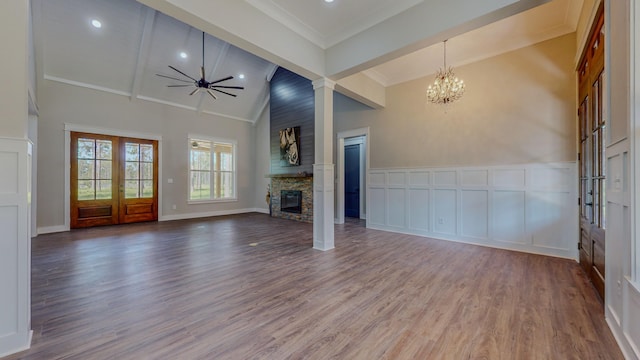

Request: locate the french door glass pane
(125, 180), (139, 198)
(97, 160), (112, 179)
(126, 143), (139, 161)
(126, 161), (139, 179)
(78, 139), (95, 159)
(142, 162), (153, 179)
(124, 142), (154, 199)
(97, 140), (112, 160)
(78, 160), (94, 179)
(76, 138), (112, 200)
(96, 180), (112, 199)
(141, 180), (153, 198)
(78, 180), (95, 200)
(140, 144), (153, 162)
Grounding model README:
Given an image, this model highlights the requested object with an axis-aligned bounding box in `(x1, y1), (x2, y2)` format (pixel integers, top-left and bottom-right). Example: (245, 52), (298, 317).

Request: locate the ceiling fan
(156, 31), (244, 100)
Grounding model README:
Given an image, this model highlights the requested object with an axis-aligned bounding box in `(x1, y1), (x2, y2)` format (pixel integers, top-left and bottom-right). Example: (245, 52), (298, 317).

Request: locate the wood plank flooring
(5, 213), (622, 359)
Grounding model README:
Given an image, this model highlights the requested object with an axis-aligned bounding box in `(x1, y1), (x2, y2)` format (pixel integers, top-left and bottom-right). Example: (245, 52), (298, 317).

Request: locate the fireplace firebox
(280, 190), (302, 214)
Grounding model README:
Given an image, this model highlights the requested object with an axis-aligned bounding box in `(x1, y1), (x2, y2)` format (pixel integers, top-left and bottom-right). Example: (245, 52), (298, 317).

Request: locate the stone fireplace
(269, 174), (313, 223)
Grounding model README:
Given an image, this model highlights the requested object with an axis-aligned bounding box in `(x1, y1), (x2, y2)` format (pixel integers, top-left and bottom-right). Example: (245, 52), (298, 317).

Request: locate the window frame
(187, 134), (237, 204)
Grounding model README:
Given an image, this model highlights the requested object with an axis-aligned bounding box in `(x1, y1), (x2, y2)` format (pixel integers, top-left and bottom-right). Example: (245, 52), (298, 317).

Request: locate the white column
(312, 78), (336, 251)
(0, 0), (32, 357)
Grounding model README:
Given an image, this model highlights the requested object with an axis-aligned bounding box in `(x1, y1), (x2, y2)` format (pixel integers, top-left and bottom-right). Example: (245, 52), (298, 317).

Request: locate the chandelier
(427, 40), (465, 104)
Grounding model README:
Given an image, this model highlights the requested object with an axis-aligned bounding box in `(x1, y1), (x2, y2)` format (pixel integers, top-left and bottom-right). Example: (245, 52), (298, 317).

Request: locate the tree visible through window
(189, 137), (236, 201)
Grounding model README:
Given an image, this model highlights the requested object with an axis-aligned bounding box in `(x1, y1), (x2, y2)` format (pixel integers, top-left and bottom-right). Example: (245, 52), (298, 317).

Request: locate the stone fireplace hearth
(269, 174), (313, 223)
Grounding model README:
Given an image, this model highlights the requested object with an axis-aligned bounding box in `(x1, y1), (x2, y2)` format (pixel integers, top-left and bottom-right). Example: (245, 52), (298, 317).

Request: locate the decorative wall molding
(367, 162), (579, 260)
(0, 138), (32, 356)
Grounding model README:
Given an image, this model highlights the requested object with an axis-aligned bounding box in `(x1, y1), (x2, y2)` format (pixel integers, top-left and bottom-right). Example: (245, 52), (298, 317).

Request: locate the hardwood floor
(5, 213), (622, 359)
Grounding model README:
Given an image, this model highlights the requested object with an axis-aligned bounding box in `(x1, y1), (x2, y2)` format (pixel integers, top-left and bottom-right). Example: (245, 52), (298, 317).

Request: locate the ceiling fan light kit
(157, 32), (244, 101)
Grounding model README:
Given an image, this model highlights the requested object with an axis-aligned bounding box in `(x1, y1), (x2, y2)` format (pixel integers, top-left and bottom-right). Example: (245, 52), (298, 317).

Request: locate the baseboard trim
(0, 330), (32, 359)
(36, 225), (68, 235)
(159, 208), (267, 222)
(366, 223), (576, 260)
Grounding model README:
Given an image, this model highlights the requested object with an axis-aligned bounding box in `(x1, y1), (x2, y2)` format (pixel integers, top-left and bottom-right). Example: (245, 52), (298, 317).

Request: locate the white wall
(368, 162), (578, 259)
(0, 0), (32, 356)
(604, 0), (640, 358)
(37, 80), (259, 231)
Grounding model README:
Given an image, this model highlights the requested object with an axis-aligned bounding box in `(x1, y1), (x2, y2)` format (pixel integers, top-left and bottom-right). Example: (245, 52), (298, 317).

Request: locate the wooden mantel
(265, 173), (313, 178)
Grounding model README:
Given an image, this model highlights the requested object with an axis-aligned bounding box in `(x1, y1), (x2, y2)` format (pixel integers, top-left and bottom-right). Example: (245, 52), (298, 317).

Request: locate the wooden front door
(71, 132), (158, 228)
(577, 5), (605, 301)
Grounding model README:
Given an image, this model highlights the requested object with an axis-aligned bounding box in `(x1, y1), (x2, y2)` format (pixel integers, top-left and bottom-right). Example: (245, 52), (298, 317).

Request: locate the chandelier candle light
(427, 40), (465, 104)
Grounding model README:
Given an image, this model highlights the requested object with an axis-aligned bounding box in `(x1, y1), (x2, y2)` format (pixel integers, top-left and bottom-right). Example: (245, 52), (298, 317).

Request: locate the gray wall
(37, 80), (257, 228)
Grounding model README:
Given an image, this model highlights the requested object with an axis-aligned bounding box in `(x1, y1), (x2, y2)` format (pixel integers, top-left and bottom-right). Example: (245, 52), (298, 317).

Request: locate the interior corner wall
(254, 103), (271, 212)
(36, 80), (258, 229)
(269, 67), (314, 175)
(333, 33), (578, 260)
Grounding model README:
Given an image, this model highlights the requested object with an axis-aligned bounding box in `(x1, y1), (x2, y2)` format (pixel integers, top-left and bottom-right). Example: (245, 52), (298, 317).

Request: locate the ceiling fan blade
(212, 88), (237, 97)
(167, 84), (193, 87)
(209, 75), (234, 85)
(200, 66), (205, 81)
(189, 88), (201, 96)
(206, 89), (218, 100)
(211, 85), (244, 90)
(168, 65), (198, 82)
(156, 74), (193, 83)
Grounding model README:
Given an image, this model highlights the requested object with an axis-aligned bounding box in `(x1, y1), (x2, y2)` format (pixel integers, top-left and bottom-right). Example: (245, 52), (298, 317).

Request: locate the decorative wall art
(279, 126), (300, 166)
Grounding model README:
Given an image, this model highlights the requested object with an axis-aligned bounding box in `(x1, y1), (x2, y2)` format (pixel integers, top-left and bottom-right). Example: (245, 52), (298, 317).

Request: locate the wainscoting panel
(369, 187), (386, 226)
(461, 170), (488, 187)
(434, 189), (457, 235)
(408, 189), (429, 232)
(434, 171), (456, 186)
(367, 162), (578, 259)
(461, 190), (488, 239)
(387, 188), (406, 228)
(409, 171), (430, 186)
(492, 190), (526, 244)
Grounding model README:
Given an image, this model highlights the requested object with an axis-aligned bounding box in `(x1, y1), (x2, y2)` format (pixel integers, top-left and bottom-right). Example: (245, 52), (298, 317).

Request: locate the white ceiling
(32, 0), (583, 121)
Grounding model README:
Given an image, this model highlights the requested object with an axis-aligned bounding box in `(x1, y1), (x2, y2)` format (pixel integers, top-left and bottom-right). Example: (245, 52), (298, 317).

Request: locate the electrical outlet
(438, 217), (444, 224)
(172, 204), (176, 210)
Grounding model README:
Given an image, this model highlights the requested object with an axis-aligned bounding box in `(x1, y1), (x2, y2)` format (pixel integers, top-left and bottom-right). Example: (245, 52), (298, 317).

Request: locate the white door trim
(336, 127), (370, 224)
(63, 123), (163, 231)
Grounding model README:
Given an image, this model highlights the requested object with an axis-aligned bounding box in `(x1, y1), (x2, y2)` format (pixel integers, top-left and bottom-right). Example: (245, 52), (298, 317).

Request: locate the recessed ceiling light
(91, 19), (102, 28)
(324, 0), (334, 3)
(179, 52), (188, 59)
(238, 74), (245, 79)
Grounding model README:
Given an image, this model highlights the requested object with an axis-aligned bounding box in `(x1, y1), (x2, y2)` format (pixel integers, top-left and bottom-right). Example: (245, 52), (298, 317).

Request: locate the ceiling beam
(137, 0), (325, 80)
(324, 0), (551, 79)
(130, 8), (156, 102)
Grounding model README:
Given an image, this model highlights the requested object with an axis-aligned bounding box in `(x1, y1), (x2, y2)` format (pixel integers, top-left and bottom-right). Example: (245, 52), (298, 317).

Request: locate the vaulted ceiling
(31, 0), (583, 122)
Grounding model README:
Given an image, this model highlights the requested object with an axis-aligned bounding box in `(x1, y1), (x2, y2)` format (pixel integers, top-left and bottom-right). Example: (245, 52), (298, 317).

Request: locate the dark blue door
(345, 144), (360, 218)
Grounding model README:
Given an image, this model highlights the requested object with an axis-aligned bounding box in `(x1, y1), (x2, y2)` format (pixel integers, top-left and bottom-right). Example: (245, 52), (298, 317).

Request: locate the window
(189, 136), (236, 202)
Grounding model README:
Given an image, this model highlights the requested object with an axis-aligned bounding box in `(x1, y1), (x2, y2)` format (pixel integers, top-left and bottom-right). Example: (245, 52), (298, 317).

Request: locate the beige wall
(334, 33), (577, 169)
(576, 0), (599, 54)
(37, 80), (257, 228)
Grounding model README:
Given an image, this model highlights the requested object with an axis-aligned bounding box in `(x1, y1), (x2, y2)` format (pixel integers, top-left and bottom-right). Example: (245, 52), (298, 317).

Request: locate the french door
(71, 132), (158, 228)
(577, 5), (605, 301)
